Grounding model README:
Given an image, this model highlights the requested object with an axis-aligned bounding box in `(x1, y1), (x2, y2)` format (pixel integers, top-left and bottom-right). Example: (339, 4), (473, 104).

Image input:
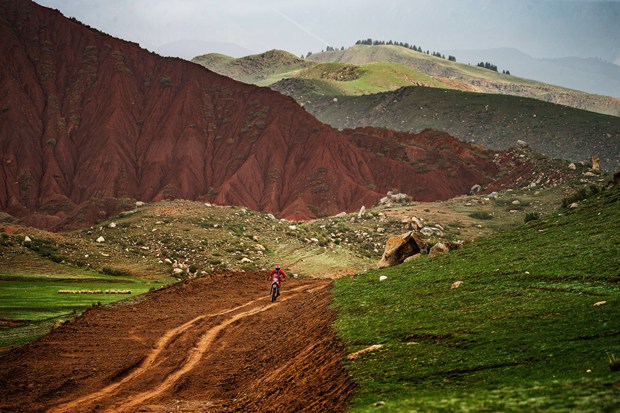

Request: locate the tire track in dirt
(0, 272), (353, 412)
(48, 283), (326, 413)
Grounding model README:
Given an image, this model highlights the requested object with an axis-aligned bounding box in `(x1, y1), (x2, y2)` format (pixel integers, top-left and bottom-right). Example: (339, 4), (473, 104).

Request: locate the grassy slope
(0, 254), (160, 348)
(307, 45), (620, 117)
(192, 49), (451, 93)
(293, 62), (450, 95)
(333, 184), (620, 412)
(277, 85), (620, 171)
(192, 49), (311, 86)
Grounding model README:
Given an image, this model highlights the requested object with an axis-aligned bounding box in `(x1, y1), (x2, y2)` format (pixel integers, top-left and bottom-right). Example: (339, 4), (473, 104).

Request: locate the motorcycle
(269, 274), (284, 302)
(270, 281), (280, 302)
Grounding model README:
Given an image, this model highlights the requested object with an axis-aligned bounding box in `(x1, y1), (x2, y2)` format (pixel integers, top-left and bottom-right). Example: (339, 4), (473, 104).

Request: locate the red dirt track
(0, 272), (354, 412)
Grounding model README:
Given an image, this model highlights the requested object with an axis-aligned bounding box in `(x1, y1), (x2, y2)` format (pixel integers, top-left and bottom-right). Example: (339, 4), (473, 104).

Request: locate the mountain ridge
(0, 0), (547, 230)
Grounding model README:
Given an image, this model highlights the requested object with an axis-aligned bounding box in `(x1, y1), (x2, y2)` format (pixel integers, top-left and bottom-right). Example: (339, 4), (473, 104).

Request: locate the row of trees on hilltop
(302, 39), (511, 75)
(355, 38), (457, 62)
(477, 61), (511, 75)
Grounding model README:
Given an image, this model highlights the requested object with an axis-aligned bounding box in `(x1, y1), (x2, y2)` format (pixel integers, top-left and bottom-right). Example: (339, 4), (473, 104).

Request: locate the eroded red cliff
(1, 0), (508, 229)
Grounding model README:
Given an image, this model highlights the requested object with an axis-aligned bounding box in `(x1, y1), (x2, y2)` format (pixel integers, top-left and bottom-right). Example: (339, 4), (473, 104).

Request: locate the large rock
(378, 231), (427, 268)
(429, 242), (449, 258)
(469, 184), (482, 195)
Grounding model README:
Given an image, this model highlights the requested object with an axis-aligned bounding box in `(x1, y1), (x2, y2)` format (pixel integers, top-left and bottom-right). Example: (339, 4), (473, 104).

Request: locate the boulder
(429, 242), (449, 258)
(451, 281), (464, 289)
(411, 217), (423, 230)
(614, 169), (620, 185)
(377, 191), (411, 206)
(403, 253), (422, 263)
(591, 156), (601, 171)
(96, 236), (105, 243)
(358, 205), (366, 218)
(378, 231), (426, 268)
(420, 226), (443, 237)
(469, 184), (482, 195)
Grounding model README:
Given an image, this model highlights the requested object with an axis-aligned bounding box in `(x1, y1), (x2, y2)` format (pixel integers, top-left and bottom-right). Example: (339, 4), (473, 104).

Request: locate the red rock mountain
(1, 0), (521, 229)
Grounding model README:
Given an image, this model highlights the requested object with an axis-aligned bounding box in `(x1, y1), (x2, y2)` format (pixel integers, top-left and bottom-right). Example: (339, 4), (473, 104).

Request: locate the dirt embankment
(0, 272), (354, 412)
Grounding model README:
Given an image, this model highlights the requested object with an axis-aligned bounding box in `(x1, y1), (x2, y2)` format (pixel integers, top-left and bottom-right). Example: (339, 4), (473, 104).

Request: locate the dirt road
(0, 272), (354, 412)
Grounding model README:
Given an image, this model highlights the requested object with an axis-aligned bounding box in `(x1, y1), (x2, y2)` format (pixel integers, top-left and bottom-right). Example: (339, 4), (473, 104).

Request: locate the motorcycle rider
(268, 265), (287, 297)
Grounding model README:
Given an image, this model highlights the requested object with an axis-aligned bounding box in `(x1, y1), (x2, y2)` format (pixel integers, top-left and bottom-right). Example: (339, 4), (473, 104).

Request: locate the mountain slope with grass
(192, 49), (312, 86)
(306, 45), (620, 117)
(272, 85), (620, 171)
(193, 47), (620, 171)
(332, 182), (620, 412)
(192, 50), (457, 92)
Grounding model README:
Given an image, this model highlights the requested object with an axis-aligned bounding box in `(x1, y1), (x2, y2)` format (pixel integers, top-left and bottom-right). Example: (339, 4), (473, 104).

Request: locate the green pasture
(0, 270), (160, 348)
(333, 185), (620, 412)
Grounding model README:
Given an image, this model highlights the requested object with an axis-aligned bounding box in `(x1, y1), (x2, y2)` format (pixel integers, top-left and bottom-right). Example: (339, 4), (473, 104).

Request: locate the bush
(101, 267), (130, 277)
(469, 211), (493, 220)
(608, 353), (620, 372)
(561, 185), (601, 208)
(524, 212), (540, 223)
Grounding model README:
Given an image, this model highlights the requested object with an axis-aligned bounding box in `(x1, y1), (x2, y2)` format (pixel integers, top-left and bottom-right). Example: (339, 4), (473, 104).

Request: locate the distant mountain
(445, 48), (620, 99)
(192, 49), (312, 86)
(157, 40), (254, 60)
(1, 0), (553, 230)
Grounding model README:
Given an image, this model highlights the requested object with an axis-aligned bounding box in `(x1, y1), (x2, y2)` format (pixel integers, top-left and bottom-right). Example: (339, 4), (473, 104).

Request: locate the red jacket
(269, 269), (287, 284)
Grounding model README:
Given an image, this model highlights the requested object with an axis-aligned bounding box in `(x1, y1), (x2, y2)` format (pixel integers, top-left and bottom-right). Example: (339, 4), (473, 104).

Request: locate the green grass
(0, 270), (158, 348)
(333, 185), (620, 412)
(294, 62), (449, 96)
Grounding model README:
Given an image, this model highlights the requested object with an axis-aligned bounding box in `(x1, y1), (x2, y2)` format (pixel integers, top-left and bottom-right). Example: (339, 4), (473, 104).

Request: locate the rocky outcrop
(429, 242), (450, 258)
(378, 231), (427, 268)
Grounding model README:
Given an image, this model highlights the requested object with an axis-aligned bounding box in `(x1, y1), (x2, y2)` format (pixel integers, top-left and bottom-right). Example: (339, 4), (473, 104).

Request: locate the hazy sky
(35, 0), (620, 65)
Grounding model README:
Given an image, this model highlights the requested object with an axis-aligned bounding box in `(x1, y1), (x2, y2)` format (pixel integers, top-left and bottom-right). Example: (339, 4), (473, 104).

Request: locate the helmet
(275, 264), (280, 270)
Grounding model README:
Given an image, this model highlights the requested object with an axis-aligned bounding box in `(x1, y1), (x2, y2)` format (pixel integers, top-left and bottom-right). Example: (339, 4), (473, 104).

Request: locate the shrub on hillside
(469, 211), (493, 220)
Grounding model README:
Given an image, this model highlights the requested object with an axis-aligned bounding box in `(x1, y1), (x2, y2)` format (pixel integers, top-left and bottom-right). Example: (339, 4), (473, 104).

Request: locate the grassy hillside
(294, 62), (451, 95)
(191, 47), (620, 171)
(332, 183), (620, 412)
(192, 49), (311, 86)
(192, 45), (620, 117)
(307, 45), (620, 117)
(272, 84), (620, 171)
(192, 50), (452, 92)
